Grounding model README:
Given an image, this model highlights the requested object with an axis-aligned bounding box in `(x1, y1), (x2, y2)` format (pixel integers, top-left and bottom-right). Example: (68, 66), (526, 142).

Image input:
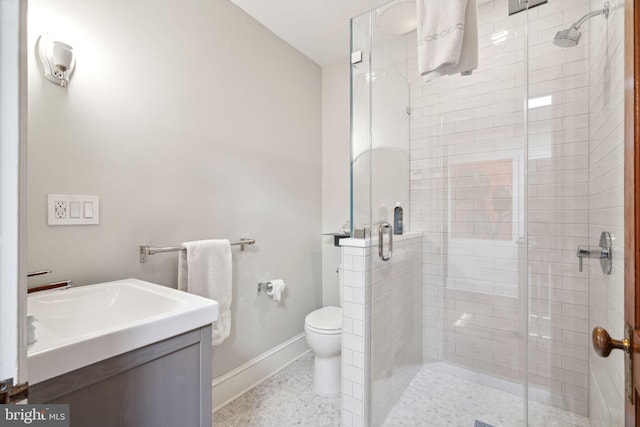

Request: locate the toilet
(304, 265), (343, 396)
(304, 305), (342, 395)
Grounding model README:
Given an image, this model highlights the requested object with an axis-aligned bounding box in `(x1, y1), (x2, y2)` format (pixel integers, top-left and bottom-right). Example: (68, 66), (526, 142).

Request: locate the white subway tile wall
(341, 234), (423, 426)
(341, 244), (370, 427)
(587, 0), (625, 425)
(371, 235), (423, 426)
(409, 0), (594, 417)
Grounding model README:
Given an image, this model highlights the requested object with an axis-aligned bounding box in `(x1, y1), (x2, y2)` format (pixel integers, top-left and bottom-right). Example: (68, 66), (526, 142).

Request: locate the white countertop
(28, 278), (218, 385)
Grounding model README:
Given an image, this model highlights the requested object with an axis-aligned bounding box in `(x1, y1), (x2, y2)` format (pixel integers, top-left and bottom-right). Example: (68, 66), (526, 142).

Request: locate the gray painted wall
(321, 57), (350, 307)
(27, 0), (322, 378)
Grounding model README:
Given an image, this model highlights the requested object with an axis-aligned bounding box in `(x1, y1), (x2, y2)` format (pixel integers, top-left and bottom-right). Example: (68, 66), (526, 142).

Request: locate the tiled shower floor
(212, 354), (591, 427)
(381, 364), (592, 427)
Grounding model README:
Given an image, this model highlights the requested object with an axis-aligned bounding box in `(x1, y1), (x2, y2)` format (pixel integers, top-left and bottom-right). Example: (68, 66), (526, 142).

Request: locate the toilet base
(313, 354), (341, 396)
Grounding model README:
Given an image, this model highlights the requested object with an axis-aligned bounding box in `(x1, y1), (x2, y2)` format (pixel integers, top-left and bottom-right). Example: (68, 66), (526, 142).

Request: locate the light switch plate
(48, 194), (99, 225)
(69, 201), (81, 218)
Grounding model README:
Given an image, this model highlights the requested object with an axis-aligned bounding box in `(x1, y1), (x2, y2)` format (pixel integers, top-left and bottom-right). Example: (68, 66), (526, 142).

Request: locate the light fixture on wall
(376, 0), (417, 35)
(37, 34), (76, 87)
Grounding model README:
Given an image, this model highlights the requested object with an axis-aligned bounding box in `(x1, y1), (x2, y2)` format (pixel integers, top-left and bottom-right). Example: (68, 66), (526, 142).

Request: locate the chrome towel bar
(139, 238), (255, 263)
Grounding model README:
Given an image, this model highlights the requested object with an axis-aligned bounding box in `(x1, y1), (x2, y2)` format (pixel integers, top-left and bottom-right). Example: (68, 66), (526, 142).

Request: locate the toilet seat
(305, 306), (342, 335)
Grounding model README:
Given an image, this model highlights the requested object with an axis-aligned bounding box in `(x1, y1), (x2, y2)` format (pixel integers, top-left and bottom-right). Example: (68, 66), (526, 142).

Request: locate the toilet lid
(305, 306), (342, 331)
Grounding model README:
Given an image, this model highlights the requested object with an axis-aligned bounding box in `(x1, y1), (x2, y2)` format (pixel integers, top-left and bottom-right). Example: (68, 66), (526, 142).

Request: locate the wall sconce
(37, 34), (76, 88)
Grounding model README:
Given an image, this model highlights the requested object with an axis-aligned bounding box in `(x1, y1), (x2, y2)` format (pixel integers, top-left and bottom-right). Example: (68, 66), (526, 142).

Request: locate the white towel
(417, 0), (478, 79)
(178, 239), (232, 345)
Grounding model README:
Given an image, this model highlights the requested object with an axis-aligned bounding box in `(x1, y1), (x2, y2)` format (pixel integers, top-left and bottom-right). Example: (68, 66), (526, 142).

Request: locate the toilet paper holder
(257, 282), (273, 295)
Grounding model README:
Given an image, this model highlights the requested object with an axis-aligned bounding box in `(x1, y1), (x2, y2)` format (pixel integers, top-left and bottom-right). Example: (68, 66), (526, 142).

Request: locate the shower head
(553, 1), (609, 48)
(553, 27), (582, 48)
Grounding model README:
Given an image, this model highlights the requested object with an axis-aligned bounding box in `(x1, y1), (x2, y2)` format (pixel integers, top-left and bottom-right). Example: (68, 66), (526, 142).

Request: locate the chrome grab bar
(378, 222), (393, 262)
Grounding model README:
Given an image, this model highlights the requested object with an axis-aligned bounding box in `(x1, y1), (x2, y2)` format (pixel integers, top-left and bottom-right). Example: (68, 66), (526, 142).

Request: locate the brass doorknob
(592, 326), (630, 357)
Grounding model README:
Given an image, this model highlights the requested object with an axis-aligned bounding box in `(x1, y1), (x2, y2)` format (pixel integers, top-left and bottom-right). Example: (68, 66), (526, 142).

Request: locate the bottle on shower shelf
(393, 203), (403, 235)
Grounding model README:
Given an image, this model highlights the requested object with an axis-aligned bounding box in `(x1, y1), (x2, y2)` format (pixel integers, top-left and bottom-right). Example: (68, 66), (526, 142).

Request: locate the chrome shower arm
(572, 2), (609, 30)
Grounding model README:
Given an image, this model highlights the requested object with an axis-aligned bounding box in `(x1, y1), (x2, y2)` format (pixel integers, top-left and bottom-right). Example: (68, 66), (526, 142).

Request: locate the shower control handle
(576, 246), (605, 271)
(576, 231), (612, 274)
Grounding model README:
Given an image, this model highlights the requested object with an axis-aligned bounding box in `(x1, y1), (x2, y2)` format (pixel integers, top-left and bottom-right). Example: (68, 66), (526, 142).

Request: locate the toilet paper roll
(266, 279), (286, 302)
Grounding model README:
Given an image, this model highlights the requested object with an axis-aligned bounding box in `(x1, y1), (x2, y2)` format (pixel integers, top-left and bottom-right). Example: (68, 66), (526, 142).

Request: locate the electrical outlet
(54, 201), (67, 219)
(48, 194), (99, 225)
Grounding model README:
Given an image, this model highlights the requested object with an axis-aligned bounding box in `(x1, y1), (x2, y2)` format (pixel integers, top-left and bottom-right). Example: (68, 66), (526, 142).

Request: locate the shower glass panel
(526, 1), (626, 426)
(402, 1), (528, 425)
(352, 0), (626, 426)
(350, 15), (372, 236)
(350, 9), (410, 236)
(351, 2), (416, 426)
(524, 1), (593, 422)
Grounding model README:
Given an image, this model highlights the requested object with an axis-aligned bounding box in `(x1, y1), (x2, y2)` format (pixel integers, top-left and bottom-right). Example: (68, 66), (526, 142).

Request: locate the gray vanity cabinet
(30, 325), (212, 427)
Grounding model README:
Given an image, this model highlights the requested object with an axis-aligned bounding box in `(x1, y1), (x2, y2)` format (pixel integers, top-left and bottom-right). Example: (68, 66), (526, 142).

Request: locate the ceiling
(229, 0), (393, 67)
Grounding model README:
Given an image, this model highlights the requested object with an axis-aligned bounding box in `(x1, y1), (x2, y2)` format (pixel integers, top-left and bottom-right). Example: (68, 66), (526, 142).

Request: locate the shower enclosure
(343, 0), (626, 426)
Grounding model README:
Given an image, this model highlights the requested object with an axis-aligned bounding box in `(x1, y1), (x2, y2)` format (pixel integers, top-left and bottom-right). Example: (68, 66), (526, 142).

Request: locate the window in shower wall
(446, 154), (525, 297)
(449, 158), (515, 241)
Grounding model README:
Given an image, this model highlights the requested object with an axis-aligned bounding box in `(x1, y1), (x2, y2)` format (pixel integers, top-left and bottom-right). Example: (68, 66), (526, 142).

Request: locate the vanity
(27, 279), (218, 427)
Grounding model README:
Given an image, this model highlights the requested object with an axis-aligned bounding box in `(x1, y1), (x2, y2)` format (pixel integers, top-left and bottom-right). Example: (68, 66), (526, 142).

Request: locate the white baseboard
(211, 333), (310, 412)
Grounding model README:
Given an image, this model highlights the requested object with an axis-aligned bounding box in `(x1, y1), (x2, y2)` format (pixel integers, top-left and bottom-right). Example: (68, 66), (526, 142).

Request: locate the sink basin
(28, 278), (218, 385)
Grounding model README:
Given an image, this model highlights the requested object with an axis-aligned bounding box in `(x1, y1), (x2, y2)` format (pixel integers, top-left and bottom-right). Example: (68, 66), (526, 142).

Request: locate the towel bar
(139, 238), (255, 263)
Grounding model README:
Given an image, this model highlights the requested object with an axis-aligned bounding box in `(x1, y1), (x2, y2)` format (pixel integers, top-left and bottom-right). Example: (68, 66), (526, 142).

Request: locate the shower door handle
(592, 326), (630, 357)
(592, 324), (634, 404)
(378, 222), (393, 262)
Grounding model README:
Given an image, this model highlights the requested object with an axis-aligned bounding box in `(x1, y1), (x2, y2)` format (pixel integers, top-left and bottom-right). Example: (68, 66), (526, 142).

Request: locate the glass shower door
(351, 3), (418, 426)
(350, 0), (627, 426)
(525, 1), (626, 425)
(352, 0), (530, 425)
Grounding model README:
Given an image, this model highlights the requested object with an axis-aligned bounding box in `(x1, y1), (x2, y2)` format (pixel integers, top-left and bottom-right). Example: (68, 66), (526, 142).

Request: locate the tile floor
(212, 353), (341, 427)
(212, 353), (592, 427)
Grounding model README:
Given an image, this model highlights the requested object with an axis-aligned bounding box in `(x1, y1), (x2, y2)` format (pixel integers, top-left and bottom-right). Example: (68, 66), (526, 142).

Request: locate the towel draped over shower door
(416, 0), (479, 79)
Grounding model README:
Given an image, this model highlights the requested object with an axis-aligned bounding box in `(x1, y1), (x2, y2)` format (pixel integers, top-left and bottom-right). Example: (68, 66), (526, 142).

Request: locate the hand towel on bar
(417, 0), (478, 79)
(178, 239), (232, 345)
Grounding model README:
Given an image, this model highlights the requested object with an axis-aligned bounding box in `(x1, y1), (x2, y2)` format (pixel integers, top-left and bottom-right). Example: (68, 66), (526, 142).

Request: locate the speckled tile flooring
(213, 354), (591, 427)
(212, 352), (341, 427)
(381, 365), (592, 427)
